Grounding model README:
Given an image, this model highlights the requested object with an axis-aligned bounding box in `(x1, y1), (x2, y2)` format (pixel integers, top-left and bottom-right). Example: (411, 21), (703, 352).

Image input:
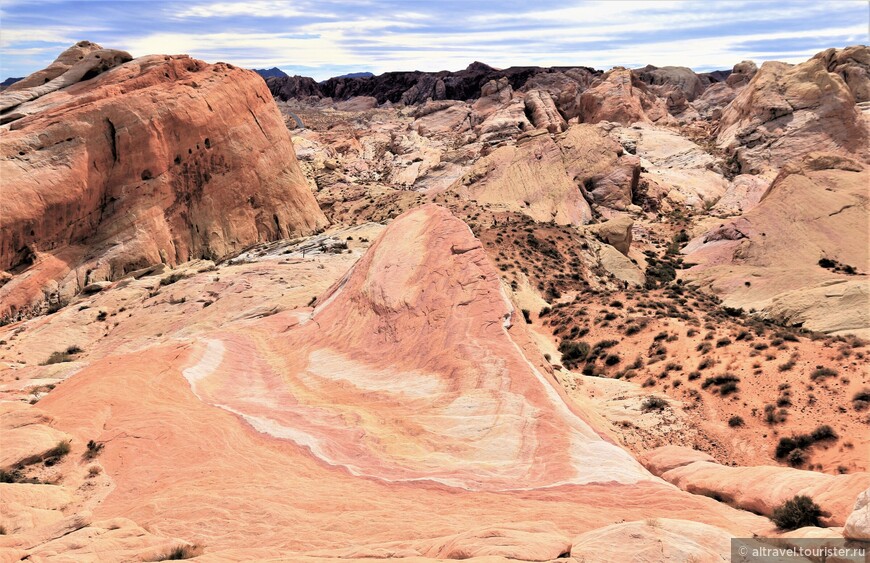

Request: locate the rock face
(0, 49), (327, 321)
(268, 61), (602, 105)
(454, 129), (594, 225)
(5, 41), (106, 92)
(633, 65), (706, 101)
(813, 45), (870, 102)
(726, 60), (758, 88)
(643, 446), (870, 527)
(683, 153), (870, 335)
(717, 57), (868, 173)
(524, 89), (568, 133)
(579, 68), (671, 124)
(0, 43), (132, 115)
(264, 74), (321, 100)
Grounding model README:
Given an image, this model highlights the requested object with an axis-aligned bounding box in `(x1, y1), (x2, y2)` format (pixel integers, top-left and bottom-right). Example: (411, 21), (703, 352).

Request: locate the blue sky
(1, 1), (867, 80)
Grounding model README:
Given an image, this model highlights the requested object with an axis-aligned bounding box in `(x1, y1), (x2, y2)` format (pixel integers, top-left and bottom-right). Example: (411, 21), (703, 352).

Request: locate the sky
(1, 0), (868, 81)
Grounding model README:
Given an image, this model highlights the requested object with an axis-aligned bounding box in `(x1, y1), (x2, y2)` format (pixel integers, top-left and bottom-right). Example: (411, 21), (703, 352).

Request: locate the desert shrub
(42, 344), (84, 365)
(719, 381), (739, 395)
(46, 440), (70, 461)
(641, 396), (668, 412)
(687, 371), (701, 381)
(810, 425), (837, 442)
(771, 495), (821, 530)
(778, 360), (795, 372)
(728, 416), (744, 427)
(701, 374), (739, 390)
(853, 388), (870, 411)
(558, 340), (590, 368)
(85, 440), (104, 459)
(625, 324), (641, 336)
(604, 354), (621, 366)
(715, 337), (732, 348)
(786, 448), (806, 467)
(156, 545), (199, 560)
(810, 367), (838, 381)
(594, 339), (619, 350)
(697, 358), (713, 370)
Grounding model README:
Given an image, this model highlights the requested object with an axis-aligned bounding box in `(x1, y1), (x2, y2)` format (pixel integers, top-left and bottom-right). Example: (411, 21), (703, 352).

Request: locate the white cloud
(172, 1), (322, 19)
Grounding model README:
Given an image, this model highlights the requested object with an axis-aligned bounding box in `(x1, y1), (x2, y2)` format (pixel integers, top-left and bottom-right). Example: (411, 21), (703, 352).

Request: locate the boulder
(844, 488), (870, 540)
(586, 216), (634, 255)
(726, 60), (758, 88)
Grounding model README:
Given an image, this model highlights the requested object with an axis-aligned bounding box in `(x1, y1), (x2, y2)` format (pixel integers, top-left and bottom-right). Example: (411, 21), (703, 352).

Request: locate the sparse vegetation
(771, 495), (822, 530)
(558, 340), (590, 369)
(810, 367), (837, 381)
(641, 396), (669, 412)
(41, 345), (83, 365)
(728, 416), (744, 427)
(85, 440), (104, 459)
(853, 389), (870, 411)
(154, 545), (200, 560)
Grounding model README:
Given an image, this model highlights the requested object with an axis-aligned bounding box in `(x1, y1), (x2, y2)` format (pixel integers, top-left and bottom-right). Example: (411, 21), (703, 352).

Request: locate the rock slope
(0, 48), (327, 322)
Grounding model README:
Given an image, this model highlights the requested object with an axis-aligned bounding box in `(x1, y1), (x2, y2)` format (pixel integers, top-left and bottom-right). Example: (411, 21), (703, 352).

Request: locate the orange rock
(34, 205), (768, 556)
(0, 48), (327, 321)
(579, 68), (672, 125)
(717, 57), (868, 173)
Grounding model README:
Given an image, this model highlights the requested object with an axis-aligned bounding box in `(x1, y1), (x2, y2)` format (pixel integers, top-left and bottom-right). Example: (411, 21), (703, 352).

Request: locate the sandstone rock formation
(585, 216), (634, 255)
(521, 67), (598, 120)
(268, 61), (601, 107)
(633, 65), (706, 101)
(524, 89), (568, 133)
(684, 153), (869, 335)
(0, 49), (327, 321)
(642, 446), (870, 527)
(813, 45), (870, 102)
(844, 488), (870, 540)
(3, 205), (769, 559)
(726, 60), (758, 88)
(579, 68), (672, 125)
(0, 47), (132, 116)
(454, 130), (592, 224)
(717, 57), (868, 173)
(4, 41), (110, 93)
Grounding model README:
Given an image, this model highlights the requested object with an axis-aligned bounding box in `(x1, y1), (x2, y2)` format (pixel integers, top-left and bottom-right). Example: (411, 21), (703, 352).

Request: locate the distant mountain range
(253, 67), (288, 79)
(330, 71), (374, 80)
(0, 76), (22, 90)
(253, 68), (374, 82)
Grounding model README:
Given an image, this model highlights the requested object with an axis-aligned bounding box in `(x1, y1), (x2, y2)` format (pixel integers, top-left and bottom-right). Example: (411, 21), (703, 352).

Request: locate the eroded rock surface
(1, 50), (327, 322)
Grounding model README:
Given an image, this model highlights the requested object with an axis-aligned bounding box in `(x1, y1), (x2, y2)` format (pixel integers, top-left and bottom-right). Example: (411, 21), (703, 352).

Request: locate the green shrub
(786, 448), (806, 467)
(728, 416), (744, 427)
(558, 340), (591, 368)
(641, 396), (668, 412)
(810, 367), (838, 381)
(810, 425), (837, 442)
(771, 495), (821, 530)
